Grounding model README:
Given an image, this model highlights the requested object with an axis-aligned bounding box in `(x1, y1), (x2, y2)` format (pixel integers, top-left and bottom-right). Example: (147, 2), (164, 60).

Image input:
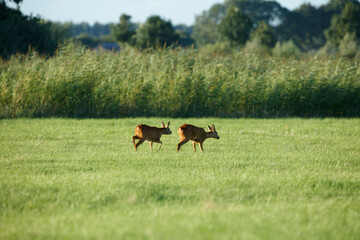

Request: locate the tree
(175, 24), (195, 47)
(276, 3), (329, 51)
(111, 14), (136, 44)
(218, 6), (253, 46)
(224, 0), (289, 26)
(320, 0), (360, 14)
(325, 2), (360, 46)
(0, 0), (67, 58)
(191, 4), (226, 47)
(251, 21), (277, 48)
(135, 16), (179, 49)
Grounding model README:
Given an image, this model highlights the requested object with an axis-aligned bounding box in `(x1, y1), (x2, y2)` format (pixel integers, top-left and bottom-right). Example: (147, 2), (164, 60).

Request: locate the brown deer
(177, 124), (219, 152)
(132, 121), (172, 151)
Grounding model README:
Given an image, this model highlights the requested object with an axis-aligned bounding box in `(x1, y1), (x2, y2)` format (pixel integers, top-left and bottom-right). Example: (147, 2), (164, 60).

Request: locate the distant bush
(199, 42), (233, 55)
(272, 40), (301, 58)
(317, 42), (338, 56)
(245, 21), (277, 55)
(244, 37), (272, 56)
(339, 33), (359, 58)
(1, 43), (359, 118)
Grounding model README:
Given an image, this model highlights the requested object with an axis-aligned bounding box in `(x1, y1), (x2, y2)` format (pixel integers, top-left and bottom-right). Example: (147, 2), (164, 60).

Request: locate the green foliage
(72, 22), (112, 37)
(249, 21), (277, 48)
(245, 37), (271, 55)
(199, 42), (233, 55)
(50, 21), (74, 39)
(193, 1), (286, 49)
(75, 34), (101, 48)
(218, 6), (253, 46)
(4, 0), (360, 58)
(0, 2), (67, 58)
(73, 34), (116, 49)
(135, 16), (179, 49)
(175, 25), (195, 48)
(1, 44), (359, 118)
(321, 0), (360, 13)
(256, 21), (277, 48)
(224, 0), (289, 26)
(5, 0), (360, 57)
(191, 4), (226, 47)
(325, 2), (360, 46)
(339, 32), (359, 58)
(245, 21), (277, 55)
(197, 0), (359, 52)
(276, 4), (329, 51)
(111, 14), (136, 44)
(317, 41), (339, 56)
(272, 40), (301, 58)
(0, 118), (359, 239)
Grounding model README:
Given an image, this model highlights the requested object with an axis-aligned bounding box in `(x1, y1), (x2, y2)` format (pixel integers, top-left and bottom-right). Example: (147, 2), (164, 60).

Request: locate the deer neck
(160, 128), (168, 135)
(205, 131), (212, 139)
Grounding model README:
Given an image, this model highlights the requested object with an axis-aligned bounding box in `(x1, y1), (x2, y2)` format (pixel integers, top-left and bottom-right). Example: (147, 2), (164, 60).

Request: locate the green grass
(0, 118), (359, 239)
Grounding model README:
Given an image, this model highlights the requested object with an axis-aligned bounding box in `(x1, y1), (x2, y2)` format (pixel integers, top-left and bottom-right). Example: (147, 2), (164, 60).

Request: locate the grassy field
(0, 118), (359, 239)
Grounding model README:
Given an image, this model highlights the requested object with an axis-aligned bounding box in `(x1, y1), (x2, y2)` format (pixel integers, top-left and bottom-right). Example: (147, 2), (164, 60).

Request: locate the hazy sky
(16, 0), (330, 25)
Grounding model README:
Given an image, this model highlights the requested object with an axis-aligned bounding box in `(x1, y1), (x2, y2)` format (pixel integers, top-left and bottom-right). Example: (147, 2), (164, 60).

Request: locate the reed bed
(1, 43), (359, 118)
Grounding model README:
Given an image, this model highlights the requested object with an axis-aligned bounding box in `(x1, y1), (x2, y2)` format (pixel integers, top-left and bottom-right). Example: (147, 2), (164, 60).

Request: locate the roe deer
(132, 121), (172, 151)
(177, 124), (219, 152)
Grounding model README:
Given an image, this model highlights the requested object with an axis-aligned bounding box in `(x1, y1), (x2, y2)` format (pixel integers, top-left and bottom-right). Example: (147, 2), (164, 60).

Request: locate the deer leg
(198, 142), (204, 152)
(132, 136), (140, 151)
(150, 139), (163, 150)
(192, 141), (196, 152)
(177, 139), (189, 152)
(157, 140), (163, 150)
(135, 138), (145, 151)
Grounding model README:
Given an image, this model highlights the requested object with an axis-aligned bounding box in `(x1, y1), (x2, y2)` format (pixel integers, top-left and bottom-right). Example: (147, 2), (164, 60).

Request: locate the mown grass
(0, 118), (359, 239)
(1, 44), (359, 118)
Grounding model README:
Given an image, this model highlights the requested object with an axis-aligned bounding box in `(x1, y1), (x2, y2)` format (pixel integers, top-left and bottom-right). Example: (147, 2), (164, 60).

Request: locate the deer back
(178, 124), (206, 141)
(135, 122), (171, 140)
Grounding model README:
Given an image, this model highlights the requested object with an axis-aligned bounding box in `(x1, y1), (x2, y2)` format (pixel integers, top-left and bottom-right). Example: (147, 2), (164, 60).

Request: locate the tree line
(1, 0), (360, 58)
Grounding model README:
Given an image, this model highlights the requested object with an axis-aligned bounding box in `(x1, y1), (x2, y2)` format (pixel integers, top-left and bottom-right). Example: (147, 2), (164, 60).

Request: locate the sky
(15, 0), (330, 26)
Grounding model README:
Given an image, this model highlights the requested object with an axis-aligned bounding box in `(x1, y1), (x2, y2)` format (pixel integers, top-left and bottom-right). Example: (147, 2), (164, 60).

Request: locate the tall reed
(1, 43), (359, 118)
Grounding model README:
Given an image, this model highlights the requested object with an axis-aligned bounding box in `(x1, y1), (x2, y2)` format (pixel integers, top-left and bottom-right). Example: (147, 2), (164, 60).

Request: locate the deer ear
(161, 121), (165, 128)
(211, 124), (216, 131)
(207, 124), (212, 131)
(166, 121), (170, 128)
